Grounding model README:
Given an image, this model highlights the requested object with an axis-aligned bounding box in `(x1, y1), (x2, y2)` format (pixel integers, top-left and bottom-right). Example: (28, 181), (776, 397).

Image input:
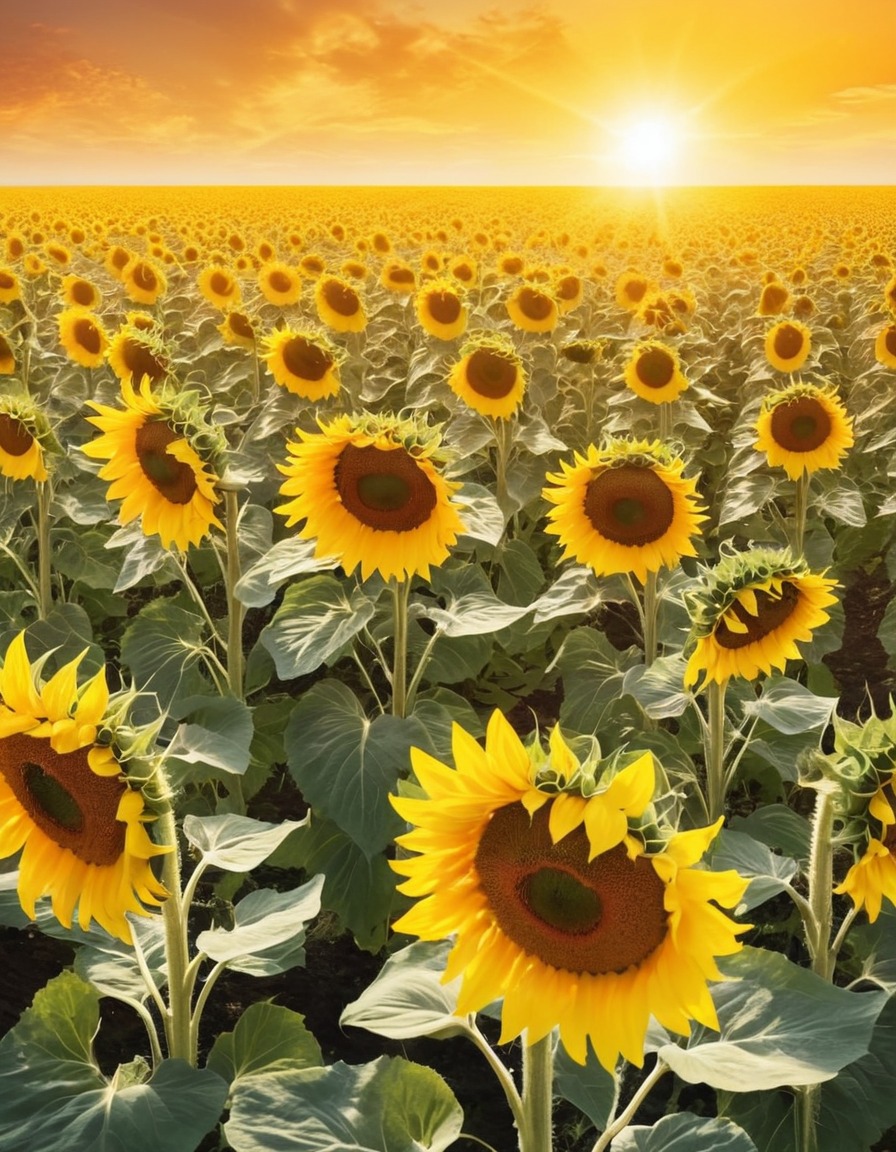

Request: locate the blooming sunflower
(765, 320), (812, 373)
(542, 438), (706, 584)
(390, 711), (749, 1069)
(218, 310), (257, 350)
(0, 332), (15, 375)
(615, 271), (651, 312)
(380, 261), (417, 295)
(506, 284), (559, 334)
(262, 327), (342, 401)
(448, 333), (526, 420)
(835, 772), (896, 923)
(314, 275), (367, 333)
(554, 273), (584, 315)
(756, 281), (790, 316)
(0, 632), (169, 944)
(0, 394), (50, 482)
(623, 340), (689, 405)
(754, 382), (853, 480)
(82, 376), (224, 551)
(258, 261), (302, 307)
(198, 266), (241, 310)
(683, 547), (838, 690)
(874, 323), (896, 370)
(58, 307), (110, 369)
(0, 268), (22, 305)
(415, 279), (468, 341)
(104, 245), (133, 280)
(275, 412), (465, 583)
(123, 258), (166, 306)
(885, 274), (896, 316)
(61, 274), (101, 310)
(106, 323), (169, 386)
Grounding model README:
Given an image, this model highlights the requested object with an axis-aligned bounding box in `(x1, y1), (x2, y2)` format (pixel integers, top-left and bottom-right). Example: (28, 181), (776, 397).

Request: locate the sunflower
(756, 281), (790, 316)
(448, 333), (526, 419)
(123, 258), (166, 306)
(82, 376), (224, 551)
(615, 271), (651, 312)
(449, 255), (477, 286)
(218, 310), (257, 350)
(106, 324), (169, 386)
(754, 382), (853, 480)
(0, 332), (15, 375)
(765, 320), (812, 373)
(884, 274), (896, 316)
(314, 275), (367, 333)
(262, 327), (342, 401)
(543, 438), (706, 584)
(0, 395), (49, 482)
(61, 274), (101, 310)
(415, 280), (468, 341)
(554, 273), (584, 315)
(683, 547), (838, 690)
(258, 261), (302, 307)
(874, 323), (896, 370)
(0, 268), (21, 305)
(380, 260), (417, 295)
(390, 711), (749, 1069)
(58, 308), (110, 369)
(506, 284), (559, 334)
(341, 259), (368, 281)
(23, 254), (46, 278)
(835, 773), (896, 923)
(198, 266), (241, 310)
(275, 412), (465, 583)
(104, 245), (133, 281)
(561, 339), (604, 364)
(623, 340), (689, 405)
(0, 632), (169, 944)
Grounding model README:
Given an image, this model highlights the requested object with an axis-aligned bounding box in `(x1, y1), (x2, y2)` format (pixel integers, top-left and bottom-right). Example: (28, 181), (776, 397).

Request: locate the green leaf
(416, 562), (532, 637)
(730, 804), (810, 861)
(531, 566), (605, 624)
(183, 812), (310, 872)
(553, 1042), (617, 1132)
(742, 676), (837, 734)
(556, 626), (641, 734)
(119, 598), (208, 712)
(495, 537), (546, 606)
(106, 523), (177, 591)
(224, 1056), (463, 1152)
(454, 481), (505, 545)
(719, 473), (777, 524)
(74, 914), (167, 1001)
(0, 972), (227, 1152)
(52, 527), (120, 589)
(341, 940), (466, 1041)
(236, 537), (335, 608)
(657, 947), (886, 1091)
(813, 473), (867, 527)
(166, 696), (255, 780)
(410, 688), (485, 760)
(21, 604), (103, 677)
(196, 877), (323, 972)
(207, 1002), (323, 1086)
(622, 654), (690, 719)
(259, 575), (377, 679)
(286, 681), (424, 857)
(708, 828), (799, 911)
(614, 1113), (758, 1152)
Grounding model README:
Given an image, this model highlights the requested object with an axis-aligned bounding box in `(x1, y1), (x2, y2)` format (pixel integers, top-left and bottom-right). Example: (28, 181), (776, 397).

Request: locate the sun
(614, 114), (683, 184)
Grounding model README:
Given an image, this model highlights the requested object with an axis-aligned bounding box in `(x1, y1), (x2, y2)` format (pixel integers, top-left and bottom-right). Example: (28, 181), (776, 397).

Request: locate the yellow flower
(314, 275), (367, 333)
(754, 382), (853, 480)
(58, 308), (110, 369)
(0, 268), (22, 304)
(380, 260), (417, 294)
(874, 323), (896, 370)
(198, 266), (241, 310)
(884, 274), (896, 317)
(0, 632), (170, 943)
(506, 284), (558, 333)
(390, 711), (749, 1069)
(684, 548), (838, 690)
(123, 258), (166, 306)
(218, 310), (257, 350)
(615, 271), (652, 312)
(448, 334), (526, 419)
(756, 281), (790, 316)
(262, 328), (342, 401)
(415, 280), (468, 341)
(0, 332), (15, 375)
(554, 273), (584, 315)
(835, 774), (896, 922)
(107, 324), (169, 386)
(60, 274), (101, 310)
(276, 412), (465, 583)
(765, 320), (812, 373)
(0, 396), (48, 482)
(543, 439), (706, 584)
(82, 377), (223, 551)
(105, 245), (133, 280)
(623, 340), (689, 404)
(258, 261), (302, 307)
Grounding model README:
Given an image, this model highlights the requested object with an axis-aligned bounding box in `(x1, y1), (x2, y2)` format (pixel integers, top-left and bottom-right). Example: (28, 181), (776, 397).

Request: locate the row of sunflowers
(1, 185), (896, 1152)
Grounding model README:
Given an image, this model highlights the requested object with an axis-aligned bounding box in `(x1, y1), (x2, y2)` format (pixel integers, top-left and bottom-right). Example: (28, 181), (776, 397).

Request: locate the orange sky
(2, 0), (895, 186)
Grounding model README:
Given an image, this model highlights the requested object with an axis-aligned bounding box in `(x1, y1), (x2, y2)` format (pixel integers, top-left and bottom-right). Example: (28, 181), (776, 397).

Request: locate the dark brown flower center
(0, 272), (16, 291)
(110, 247), (130, 271)
(70, 279), (95, 306)
(714, 582), (800, 650)
(134, 421), (198, 504)
(635, 348), (675, 389)
(387, 266), (416, 286)
(517, 286), (553, 320)
(426, 290), (461, 325)
(0, 413), (33, 457)
(773, 323), (806, 362)
(452, 262), (474, 282)
(556, 275), (581, 301)
(121, 338), (167, 383)
(502, 256), (524, 275)
(131, 262), (157, 291)
(885, 326), (896, 357)
(769, 395), (832, 452)
(584, 465), (675, 546)
(335, 442), (437, 532)
(74, 317), (102, 355)
(465, 348), (518, 399)
(322, 278), (360, 316)
(760, 283), (788, 312)
(623, 278), (647, 304)
(475, 802), (667, 975)
(562, 341), (596, 363)
(0, 733), (126, 866)
(210, 271), (232, 296)
(281, 336), (331, 381)
(228, 312), (254, 340)
(0, 334), (12, 361)
(267, 269), (294, 294)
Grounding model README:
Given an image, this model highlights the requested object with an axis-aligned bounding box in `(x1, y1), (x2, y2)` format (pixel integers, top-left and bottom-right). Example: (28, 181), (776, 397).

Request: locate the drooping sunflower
(61, 274), (101, 310)
(765, 319), (812, 373)
(218, 309), (257, 350)
(262, 327), (342, 401)
(542, 438), (706, 584)
(0, 632), (169, 944)
(623, 340), (689, 405)
(835, 772), (896, 923)
(106, 323), (169, 386)
(415, 279), (468, 342)
(58, 307), (110, 369)
(198, 265), (241, 310)
(390, 711), (749, 1069)
(874, 323), (896, 370)
(123, 258), (167, 306)
(82, 376), (224, 551)
(506, 284), (559, 334)
(0, 267), (22, 305)
(448, 333), (526, 420)
(275, 412), (465, 583)
(754, 382), (853, 480)
(683, 547), (838, 690)
(258, 261), (302, 307)
(0, 332), (15, 375)
(561, 338), (604, 364)
(0, 394), (50, 482)
(756, 280), (790, 316)
(314, 275), (367, 333)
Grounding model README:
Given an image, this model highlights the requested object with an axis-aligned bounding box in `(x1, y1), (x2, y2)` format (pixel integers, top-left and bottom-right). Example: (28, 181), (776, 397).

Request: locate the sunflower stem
(466, 1019), (526, 1137)
(658, 400), (672, 442)
(519, 1034), (554, 1152)
(591, 1058), (669, 1152)
(222, 485), (245, 701)
(156, 804), (194, 1064)
(792, 471), (810, 558)
(805, 781), (837, 980)
(36, 478), (53, 619)
(705, 678), (729, 822)
(492, 416), (513, 517)
(642, 570), (659, 667)
(391, 578), (410, 718)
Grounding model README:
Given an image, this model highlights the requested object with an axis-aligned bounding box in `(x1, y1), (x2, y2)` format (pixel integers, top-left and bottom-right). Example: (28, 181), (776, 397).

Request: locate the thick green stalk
(642, 569), (659, 667)
(792, 471), (810, 559)
(705, 678), (728, 822)
(36, 479), (52, 619)
(391, 578), (410, 718)
(221, 485), (245, 700)
(519, 1035), (554, 1152)
(658, 400), (672, 442)
(155, 804), (194, 1064)
(492, 416), (513, 514)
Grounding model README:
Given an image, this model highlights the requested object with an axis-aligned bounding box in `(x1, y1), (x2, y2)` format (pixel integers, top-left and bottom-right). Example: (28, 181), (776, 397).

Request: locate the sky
(2, 0), (895, 186)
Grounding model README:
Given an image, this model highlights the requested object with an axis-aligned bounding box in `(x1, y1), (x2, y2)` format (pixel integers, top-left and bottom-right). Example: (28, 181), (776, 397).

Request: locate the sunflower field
(1, 184), (896, 1152)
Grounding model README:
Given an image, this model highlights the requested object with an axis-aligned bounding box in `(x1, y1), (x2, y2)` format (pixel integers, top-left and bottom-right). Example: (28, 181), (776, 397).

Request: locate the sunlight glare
(615, 114), (683, 184)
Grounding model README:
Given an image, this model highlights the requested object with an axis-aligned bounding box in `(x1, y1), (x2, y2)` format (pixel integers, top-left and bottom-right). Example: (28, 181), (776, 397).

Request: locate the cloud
(832, 84), (896, 104)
